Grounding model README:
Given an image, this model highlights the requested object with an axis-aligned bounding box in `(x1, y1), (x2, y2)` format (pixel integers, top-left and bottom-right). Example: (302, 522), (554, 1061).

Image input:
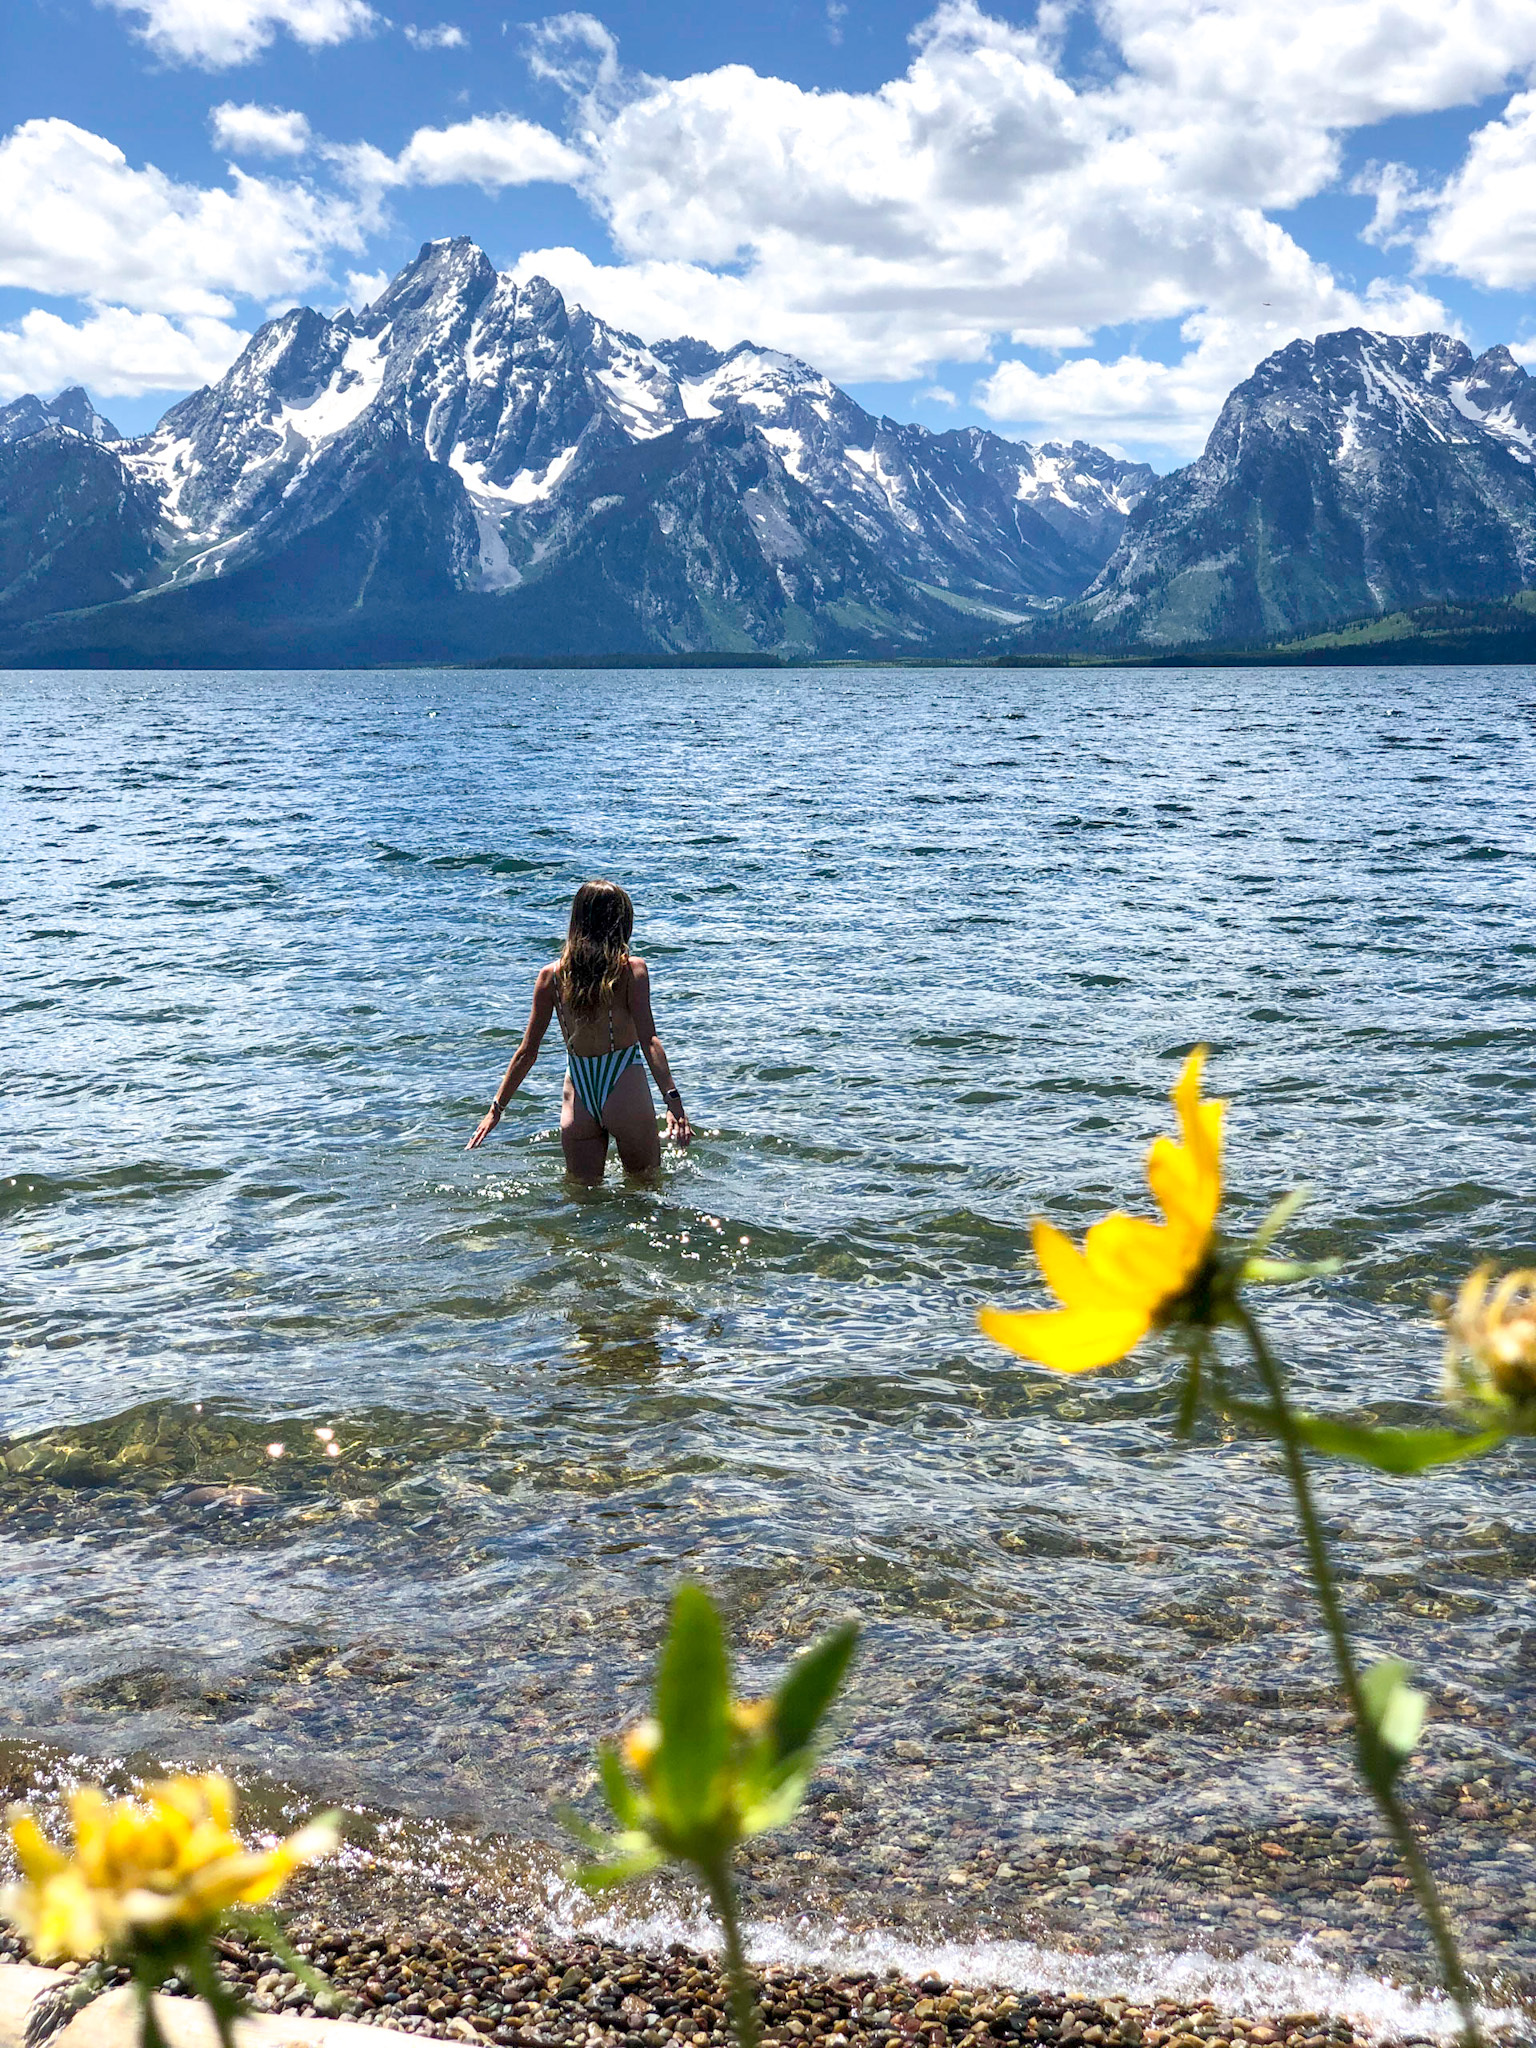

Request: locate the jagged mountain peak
(1192, 325), (1536, 475)
(361, 236), (497, 333)
(1448, 342), (1536, 457)
(46, 386), (122, 441)
(0, 386), (121, 445)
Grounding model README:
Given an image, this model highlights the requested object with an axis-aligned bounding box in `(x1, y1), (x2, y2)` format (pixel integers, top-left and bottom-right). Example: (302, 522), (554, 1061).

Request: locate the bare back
(554, 956), (644, 1058)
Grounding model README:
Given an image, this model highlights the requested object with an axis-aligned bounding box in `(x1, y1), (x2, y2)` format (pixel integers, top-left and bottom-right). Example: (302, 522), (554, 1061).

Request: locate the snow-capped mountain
(95, 237), (1147, 650)
(0, 386), (121, 445)
(7, 248), (1536, 662)
(1054, 330), (1536, 649)
(647, 338), (1150, 605)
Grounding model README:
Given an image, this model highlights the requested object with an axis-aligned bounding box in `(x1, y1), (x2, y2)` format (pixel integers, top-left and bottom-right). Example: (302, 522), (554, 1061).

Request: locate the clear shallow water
(3, 665), (1536, 2016)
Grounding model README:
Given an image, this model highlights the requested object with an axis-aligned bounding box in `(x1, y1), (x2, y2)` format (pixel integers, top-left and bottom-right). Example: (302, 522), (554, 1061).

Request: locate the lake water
(3, 665), (1535, 2033)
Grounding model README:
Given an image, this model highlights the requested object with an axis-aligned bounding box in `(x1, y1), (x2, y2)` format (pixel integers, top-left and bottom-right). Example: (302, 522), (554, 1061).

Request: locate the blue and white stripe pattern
(567, 1040), (643, 1121)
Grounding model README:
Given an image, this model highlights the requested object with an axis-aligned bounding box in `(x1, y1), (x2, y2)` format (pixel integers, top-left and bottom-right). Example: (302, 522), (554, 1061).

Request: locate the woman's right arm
(466, 967), (557, 1148)
(628, 957), (691, 1149)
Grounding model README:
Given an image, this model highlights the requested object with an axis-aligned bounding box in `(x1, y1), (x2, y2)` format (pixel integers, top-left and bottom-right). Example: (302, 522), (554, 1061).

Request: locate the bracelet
(664, 1088), (683, 1107)
(488, 1099), (504, 1116)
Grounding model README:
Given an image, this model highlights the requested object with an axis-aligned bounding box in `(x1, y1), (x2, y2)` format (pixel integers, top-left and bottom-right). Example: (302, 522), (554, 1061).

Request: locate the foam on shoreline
(543, 1878), (1519, 2044)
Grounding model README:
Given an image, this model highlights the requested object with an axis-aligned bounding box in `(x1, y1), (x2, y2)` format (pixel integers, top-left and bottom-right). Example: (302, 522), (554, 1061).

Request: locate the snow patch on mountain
(450, 442), (580, 506)
(130, 432), (202, 529)
(281, 334), (386, 443)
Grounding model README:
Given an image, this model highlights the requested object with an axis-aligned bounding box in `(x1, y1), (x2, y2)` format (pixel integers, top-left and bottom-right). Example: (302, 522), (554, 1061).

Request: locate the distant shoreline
(3, 644), (1534, 671)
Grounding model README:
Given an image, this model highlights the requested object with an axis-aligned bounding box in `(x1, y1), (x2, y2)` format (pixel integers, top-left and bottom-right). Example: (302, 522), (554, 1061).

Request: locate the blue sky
(4, 0), (1536, 464)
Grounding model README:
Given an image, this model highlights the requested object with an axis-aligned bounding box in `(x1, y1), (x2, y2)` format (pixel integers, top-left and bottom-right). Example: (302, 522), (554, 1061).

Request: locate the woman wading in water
(467, 880), (692, 1182)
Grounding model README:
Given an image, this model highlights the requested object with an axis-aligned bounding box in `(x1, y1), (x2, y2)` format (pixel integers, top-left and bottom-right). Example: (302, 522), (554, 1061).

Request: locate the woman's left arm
(466, 967), (557, 1149)
(629, 958), (691, 1149)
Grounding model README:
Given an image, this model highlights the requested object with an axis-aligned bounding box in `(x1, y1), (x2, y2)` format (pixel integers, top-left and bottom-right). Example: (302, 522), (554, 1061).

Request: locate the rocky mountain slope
(0, 238), (1150, 663)
(0, 426), (162, 626)
(1048, 330), (1536, 649)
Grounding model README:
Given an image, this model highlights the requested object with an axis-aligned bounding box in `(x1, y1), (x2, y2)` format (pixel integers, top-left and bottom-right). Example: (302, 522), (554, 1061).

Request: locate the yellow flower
(1, 1774), (338, 1964)
(1443, 1265), (1536, 1415)
(979, 1047), (1225, 1373)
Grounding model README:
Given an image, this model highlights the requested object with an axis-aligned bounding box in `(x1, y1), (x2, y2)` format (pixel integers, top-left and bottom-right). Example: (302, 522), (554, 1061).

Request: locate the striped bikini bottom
(567, 1040), (644, 1123)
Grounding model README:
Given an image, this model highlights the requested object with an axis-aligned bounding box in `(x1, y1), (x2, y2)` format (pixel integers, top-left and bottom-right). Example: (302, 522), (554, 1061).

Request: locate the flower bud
(1442, 1265), (1536, 1415)
(620, 1718), (661, 1779)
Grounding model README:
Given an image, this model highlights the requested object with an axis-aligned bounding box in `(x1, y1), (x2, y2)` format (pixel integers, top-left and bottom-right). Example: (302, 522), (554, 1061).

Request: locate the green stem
(134, 1976), (172, 2048)
(702, 1860), (760, 2048)
(1231, 1302), (1482, 2047)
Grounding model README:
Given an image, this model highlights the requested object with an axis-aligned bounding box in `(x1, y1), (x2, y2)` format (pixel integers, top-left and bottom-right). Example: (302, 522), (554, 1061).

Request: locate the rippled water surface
(3, 665), (1536, 2016)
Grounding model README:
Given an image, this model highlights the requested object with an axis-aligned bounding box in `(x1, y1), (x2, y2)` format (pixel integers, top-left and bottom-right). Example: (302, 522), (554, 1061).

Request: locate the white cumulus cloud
(101, 0), (377, 66)
(403, 22), (467, 49)
(16, 0), (1536, 445)
(0, 305), (250, 401)
(335, 113), (586, 193)
(0, 118), (369, 318)
(503, 0), (1536, 447)
(343, 268), (392, 308)
(210, 102), (313, 156)
(1414, 90), (1536, 289)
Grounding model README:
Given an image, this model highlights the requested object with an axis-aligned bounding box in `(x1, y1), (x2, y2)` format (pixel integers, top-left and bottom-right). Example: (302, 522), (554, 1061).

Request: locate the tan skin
(465, 955), (691, 1183)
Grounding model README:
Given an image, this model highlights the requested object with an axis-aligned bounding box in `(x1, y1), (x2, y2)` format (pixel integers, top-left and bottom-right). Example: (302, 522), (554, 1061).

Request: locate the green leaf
(741, 1762), (814, 1840)
(573, 1846), (665, 1893)
(1247, 1186), (1311, 1258)
(137, 1979), (174, 2048)
(1359, 1659), (1427, 1762)
(1291, 1414), (1506, 1474)
(771, 1622), (859, 1761)
(598, 1741), (641, 1830)
(183, 1942), (249, 2048)
(555, 1802), (612, 1853)
(654, 1583), (731, 1825)
(1242, 1256), (1343, 1284)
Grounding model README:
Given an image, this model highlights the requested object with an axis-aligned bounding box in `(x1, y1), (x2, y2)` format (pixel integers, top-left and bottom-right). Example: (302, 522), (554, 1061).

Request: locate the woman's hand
(467, 1103), (502, 1150)
(666, 1105), (692, 1150)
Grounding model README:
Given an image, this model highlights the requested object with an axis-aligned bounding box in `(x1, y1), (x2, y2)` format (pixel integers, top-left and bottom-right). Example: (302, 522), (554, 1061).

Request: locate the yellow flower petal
(69, 1790), (112, 1888)
(8, 1813), (70, 1884)
(13, 1869), (114, 1963)
(622, 1717), (661, 1778)
(1444, 1262), (1536, 1409)
(978, 1302), (1152, 1372)
(0, 1775), (337, 1959)
(1031, 1219), (1134, 1311)
(1082, 1213), (1188, 1301)
(981, 1049), (1224, 1376)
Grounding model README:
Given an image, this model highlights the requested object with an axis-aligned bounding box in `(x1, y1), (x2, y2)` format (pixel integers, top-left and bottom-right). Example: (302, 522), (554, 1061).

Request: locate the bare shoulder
(625, 955), (654, 1019)
(534, 962), (559, 998)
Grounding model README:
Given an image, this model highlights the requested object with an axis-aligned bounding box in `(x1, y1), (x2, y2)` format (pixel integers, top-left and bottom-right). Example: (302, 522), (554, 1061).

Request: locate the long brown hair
(555, 880), (635, 1016)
